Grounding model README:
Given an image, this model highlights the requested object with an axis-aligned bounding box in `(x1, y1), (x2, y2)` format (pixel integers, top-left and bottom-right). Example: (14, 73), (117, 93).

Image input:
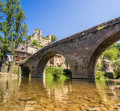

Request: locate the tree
(13, 0), (27, 48)
(112, 59), (120, 78)
(102, 48), (119, 61)
(0, 0), (27, 48)
(0, 0), (27, 64)
(51, 35), (57, 42)
(32, 40), (38, 46)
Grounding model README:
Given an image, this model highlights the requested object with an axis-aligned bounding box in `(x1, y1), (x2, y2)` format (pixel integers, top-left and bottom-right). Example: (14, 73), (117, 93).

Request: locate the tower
(47, 35), (51, 43)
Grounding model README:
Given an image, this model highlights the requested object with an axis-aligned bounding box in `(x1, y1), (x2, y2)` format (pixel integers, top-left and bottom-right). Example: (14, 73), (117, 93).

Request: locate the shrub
(112, 59), (120, 78)
(63, 69), (72, 77)
(52, 67), (63, 78)
(51, 35), (57, 42)
(102, 48), (119, 61)
(96, 59), (102, 71)
(95, 71), (105, 79)
(42, 36), (50, 40)
(97, 25), (105, 30)
(104, 72), (113, 79)
(95, 71), (115, 79)
(32, 40), (38, 46)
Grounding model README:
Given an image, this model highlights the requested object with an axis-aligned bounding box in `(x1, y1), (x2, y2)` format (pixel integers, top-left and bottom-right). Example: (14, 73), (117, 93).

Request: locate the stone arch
(36, 50), (72, 77)
(88, 29), (120, 76)
(21, 65), (31, 77)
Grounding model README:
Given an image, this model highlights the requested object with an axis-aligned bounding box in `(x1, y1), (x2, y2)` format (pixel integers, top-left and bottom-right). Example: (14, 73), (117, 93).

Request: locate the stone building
(14, 44), (30, 61)
(26, 46), (40, 54)
(14, 44), (39, 61)
(47, 54), (69, 69)
(16, 29), (68, 68)
(27, 29), (51, 46)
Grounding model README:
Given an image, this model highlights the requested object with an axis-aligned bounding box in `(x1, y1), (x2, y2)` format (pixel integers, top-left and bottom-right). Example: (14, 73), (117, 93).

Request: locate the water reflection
(44, 78), (72, 102)
(0, 77), (120, 110)
(96, 79), (120, 110)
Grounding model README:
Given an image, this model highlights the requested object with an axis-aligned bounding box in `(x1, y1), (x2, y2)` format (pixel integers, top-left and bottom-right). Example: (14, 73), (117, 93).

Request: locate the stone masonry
(19, 17), (120, 79)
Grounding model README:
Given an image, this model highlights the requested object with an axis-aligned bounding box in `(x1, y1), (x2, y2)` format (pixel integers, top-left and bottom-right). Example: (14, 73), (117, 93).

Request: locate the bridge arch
(36, 50), (72, 77)
(88, 25), (120, 76)
(21, 65), (31, 77)
(19, 17), (120, 79)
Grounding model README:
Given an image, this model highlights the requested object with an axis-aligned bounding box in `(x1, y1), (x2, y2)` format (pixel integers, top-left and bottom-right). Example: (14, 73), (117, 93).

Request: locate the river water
(0, 77), (120, 111)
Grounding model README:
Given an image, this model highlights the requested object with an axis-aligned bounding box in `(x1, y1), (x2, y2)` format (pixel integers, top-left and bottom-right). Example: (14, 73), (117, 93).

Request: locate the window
(21, 48), (24, 50)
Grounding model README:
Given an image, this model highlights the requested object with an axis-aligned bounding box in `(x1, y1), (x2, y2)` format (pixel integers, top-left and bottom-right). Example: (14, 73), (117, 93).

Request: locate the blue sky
(21, 0), (120, 40)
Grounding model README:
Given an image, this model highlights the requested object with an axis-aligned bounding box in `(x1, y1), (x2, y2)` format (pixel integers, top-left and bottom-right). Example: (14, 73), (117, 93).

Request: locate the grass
(45, 67), (71, 80)
(97, 25), (105, 30)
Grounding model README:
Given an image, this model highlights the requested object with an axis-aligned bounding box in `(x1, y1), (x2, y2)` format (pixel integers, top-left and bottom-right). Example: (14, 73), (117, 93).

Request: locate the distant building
(14, 44), (41, 61)
(15, 44), (29, 61)
(15, 29), (68, 69)
(47, 54), (69, 69)
(27, 29), (51, 46)
(26, 46), (40, 54)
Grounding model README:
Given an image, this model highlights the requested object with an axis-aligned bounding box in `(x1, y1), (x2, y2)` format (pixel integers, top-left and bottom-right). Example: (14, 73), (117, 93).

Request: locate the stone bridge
(19, 17), (120, 79)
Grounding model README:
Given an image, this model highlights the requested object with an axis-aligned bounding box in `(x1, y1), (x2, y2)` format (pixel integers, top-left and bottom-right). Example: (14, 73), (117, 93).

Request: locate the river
(0, 77), (120, 111)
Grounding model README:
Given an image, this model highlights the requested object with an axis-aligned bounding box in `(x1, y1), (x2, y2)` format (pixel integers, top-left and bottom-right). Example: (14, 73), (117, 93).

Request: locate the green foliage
(112, 59), (120, 78)
(97, 25), (105, 30)
(52, 67), (63, 78)
(95, 71), (105, 79)
(27, 36), (32, 40)
(42, 36), (50, 40)
(32, 40), (38, 46)
(96, 59), (102, 71)
(108, 43), (120, 50)
(13, 0), (28, 48)
(104, 72), (114, 79)
(0, 53), (3, 57)
(45, 67), (71, 79)
(95, 71), (114, 79)
(32, 40), (43, 48)
(51, 35), (57, 42)
(46, 67), (63, 78)
(96, 44), (120, 79)
(0, 0), (28, 54)
(64, 69), (72, 77)
(102, 48), (119, 60)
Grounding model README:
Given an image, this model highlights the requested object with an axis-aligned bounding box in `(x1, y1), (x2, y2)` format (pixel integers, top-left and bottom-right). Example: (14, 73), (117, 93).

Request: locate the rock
(87, 107), (100, 110)
(102, 58), (113, 72)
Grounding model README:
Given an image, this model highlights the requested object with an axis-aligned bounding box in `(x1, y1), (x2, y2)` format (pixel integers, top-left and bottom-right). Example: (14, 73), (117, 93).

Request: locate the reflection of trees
(96, 79), (120, 106)
(44, 78), (72, 102)
(0, 76), (21, 109)
(1, 77), (120, 110)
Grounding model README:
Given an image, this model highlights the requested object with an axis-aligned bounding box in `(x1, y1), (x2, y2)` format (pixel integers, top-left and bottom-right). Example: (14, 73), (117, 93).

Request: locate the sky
(21, 0), (120, 40)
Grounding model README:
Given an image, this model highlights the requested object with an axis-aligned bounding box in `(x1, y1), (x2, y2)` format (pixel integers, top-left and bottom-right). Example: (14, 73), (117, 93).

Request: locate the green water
(0, 77), (120, 111)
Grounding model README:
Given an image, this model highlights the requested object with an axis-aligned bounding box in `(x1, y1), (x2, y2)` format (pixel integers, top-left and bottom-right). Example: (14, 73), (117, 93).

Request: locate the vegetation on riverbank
(45, 67), (71, 80)
(96, 43), (120, 79)
(0, 62), (19, 77)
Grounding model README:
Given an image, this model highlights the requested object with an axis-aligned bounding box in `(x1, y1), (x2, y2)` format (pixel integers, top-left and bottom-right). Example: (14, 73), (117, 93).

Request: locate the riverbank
(45, 67), (71, 80)
(0, 72), (19, 77)
(0, 63), (21, 77)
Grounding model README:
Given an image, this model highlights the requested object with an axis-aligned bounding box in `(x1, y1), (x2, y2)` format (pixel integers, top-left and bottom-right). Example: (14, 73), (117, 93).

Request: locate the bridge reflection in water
(0, 77), (120, 110)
